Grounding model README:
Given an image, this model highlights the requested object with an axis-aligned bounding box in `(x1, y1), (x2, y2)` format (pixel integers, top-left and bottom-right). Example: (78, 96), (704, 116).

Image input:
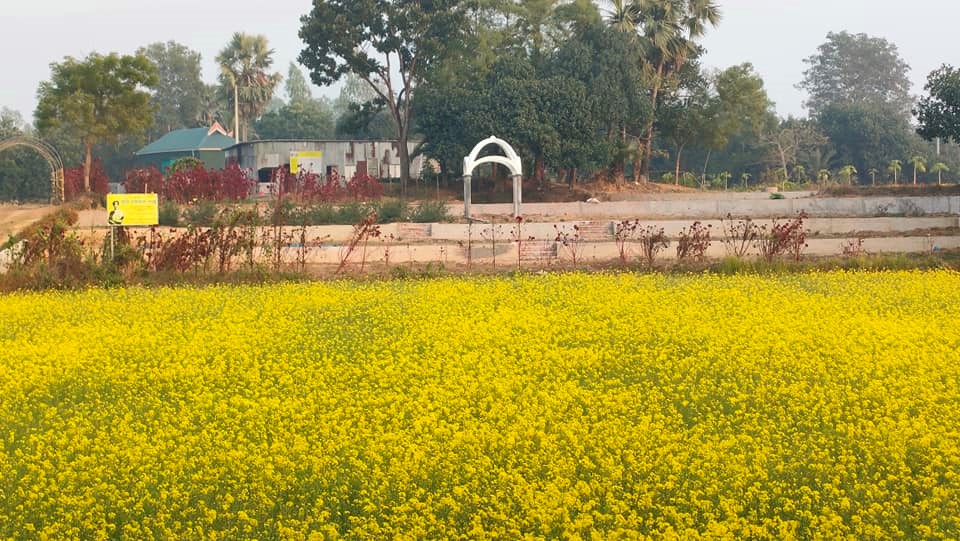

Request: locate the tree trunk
(534, 156), (546, 190)
(570, 168), (578, 187)
(702, 149), (712, 190)
(777, 142), (788, 186)
(913, 167), (918, 185)
(639, 62), (666, 183)
(617, 125), (627, 186)
(84, 142), (92, 193)
(398, 139), (411, 199)
(674, 144), (684, 186)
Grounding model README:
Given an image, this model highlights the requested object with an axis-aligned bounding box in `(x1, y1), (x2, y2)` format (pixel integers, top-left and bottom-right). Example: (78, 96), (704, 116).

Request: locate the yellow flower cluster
(1, 271), (959, 539)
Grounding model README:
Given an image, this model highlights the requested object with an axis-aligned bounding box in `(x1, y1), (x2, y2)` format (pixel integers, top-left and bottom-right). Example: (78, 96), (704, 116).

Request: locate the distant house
(134, 123), (236, 172)
(224, 139), (424, 185)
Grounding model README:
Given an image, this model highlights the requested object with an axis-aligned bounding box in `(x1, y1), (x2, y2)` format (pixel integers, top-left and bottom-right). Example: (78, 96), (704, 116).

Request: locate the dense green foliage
(138, 41), (206, 139)
(8, 4), (960, 203)
(34, 52), (158, 193)
(299, 0), (469, 194)
(916, 65), (960, 145)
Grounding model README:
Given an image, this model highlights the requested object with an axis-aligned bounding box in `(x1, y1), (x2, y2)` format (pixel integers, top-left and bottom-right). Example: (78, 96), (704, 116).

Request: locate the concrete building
(224, 139), (424, 184)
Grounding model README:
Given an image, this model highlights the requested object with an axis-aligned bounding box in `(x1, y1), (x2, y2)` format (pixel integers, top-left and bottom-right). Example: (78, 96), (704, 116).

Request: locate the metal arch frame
(0, 136), (66, 203)
(462, 136), (523, 218)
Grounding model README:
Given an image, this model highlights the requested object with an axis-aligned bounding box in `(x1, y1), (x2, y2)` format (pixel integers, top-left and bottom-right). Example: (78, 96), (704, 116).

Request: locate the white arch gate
(462, 136), (523, 218)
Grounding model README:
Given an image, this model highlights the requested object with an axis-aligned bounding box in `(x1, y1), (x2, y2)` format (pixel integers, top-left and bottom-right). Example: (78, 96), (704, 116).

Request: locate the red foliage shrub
(122, 167), (164, 194)
(269, 167), (382, 202)
(220, 164), (255, 201)
(128, 164), (255, 203)
(345, 172), (384, 200)
(63, 159), (110, 199)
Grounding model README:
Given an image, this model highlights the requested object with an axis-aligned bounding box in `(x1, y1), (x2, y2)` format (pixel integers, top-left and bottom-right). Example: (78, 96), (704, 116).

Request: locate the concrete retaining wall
(451, 195), (960, 219)
(295, 235), (960, 266)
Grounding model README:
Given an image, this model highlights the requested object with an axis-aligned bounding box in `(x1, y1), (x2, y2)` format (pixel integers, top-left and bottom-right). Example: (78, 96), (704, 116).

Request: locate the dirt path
(0, 204), (56, 238)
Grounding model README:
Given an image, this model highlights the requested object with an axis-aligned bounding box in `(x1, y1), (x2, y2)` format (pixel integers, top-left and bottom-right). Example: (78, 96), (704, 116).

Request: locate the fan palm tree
(868, 168), (879, 186)
(838, 165), (857, 186)
(910, 155), (927, 185)
(930, 162), (950, 185)
(888, 159), (902, 184)
(606, 0), (639, 34)
(610, 0), (721, 183)
(216, 33), (283, 142)
(740, 172), (751, 189)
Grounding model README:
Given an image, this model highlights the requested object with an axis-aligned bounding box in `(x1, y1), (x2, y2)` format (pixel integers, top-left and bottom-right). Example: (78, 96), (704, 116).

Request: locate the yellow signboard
(106, 194), (159, 226)
(290, 150), (323, 175)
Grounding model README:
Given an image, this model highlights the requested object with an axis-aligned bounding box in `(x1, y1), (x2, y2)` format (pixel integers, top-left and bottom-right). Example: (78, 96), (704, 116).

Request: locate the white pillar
(463, 175), (472, 219)
(512, 174), (522, 217)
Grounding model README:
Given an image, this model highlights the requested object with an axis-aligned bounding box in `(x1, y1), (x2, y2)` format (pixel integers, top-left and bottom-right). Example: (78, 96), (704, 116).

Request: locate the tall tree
(930, 162), (949, 185)
(799, 31), (913, 117)
(300, 0), (468, 197)
(630, 0), (721, 182)
(816, 101), (912, 176)
(838, 164), (857, 185)
(138, 41), (205, 137)
(198, 83), (229, 129)
(657, 66), (713, 184)
(696, 63), (772, 182)
(915, 64), (960, 144)
(35, 52), (158, 193)
(888, 159), (902, 184)
(255, 99), (335, 140)
(763, 118), (828, 185)
(605, 0), (638, 33)
(910, 155), (927, 185)
(216, 33), (283, 142)
(550, 20), (650, 180)
(285, 62), (313, 105)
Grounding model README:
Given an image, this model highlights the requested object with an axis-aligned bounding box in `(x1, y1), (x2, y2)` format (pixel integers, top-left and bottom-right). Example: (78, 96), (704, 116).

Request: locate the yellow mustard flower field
(1, 271), (960, 540)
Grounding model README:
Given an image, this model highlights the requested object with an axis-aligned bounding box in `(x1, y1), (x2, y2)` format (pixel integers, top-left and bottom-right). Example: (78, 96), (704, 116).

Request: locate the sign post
(106, 194), (159, 261)
(290, 150), (323, 175)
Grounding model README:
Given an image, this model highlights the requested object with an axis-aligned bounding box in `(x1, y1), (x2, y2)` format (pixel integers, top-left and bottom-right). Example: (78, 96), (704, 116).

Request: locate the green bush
(336, 202), (371, 225)
(183, 200), (218, 226)
(291, 204), (337, 225)
(375, 200), (408, 223)
(159, 200), (181, 227)
(410, 200), (449, 223)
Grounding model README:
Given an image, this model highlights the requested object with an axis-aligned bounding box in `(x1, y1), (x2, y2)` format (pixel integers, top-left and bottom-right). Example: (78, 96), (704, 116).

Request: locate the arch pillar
(462, 136), (523, 219)
(0, 136), (65, 203)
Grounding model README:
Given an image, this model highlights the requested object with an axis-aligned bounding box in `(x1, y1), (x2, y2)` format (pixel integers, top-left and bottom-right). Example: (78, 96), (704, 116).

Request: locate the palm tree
(792, 164), (806, 184)
(606, 0), (639, 33)
(888, 159), (902, 184)
(817, 169), (831, 188)
(910, 155), (927, 185)
(198, 83), (228, 128)
(838, 165), (858, 185)
(740, 172), (751, 189)
(931, 162), (950, 185)
(868, 168), (879, 186)
(613, 0), (721, 183)
(719, 170), (731, 190)
(216, 33), (283, 142)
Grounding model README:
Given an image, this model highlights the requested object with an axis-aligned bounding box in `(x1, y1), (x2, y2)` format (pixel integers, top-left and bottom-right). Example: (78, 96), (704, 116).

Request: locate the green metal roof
(135, 127), (236, 156)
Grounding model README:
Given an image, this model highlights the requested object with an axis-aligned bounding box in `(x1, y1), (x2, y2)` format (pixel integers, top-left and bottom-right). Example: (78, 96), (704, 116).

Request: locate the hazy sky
(2, 0), (959, 123)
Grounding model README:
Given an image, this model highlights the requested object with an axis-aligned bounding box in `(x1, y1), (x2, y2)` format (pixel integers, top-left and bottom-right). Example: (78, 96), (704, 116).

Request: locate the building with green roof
(134, 123), (236, 172)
